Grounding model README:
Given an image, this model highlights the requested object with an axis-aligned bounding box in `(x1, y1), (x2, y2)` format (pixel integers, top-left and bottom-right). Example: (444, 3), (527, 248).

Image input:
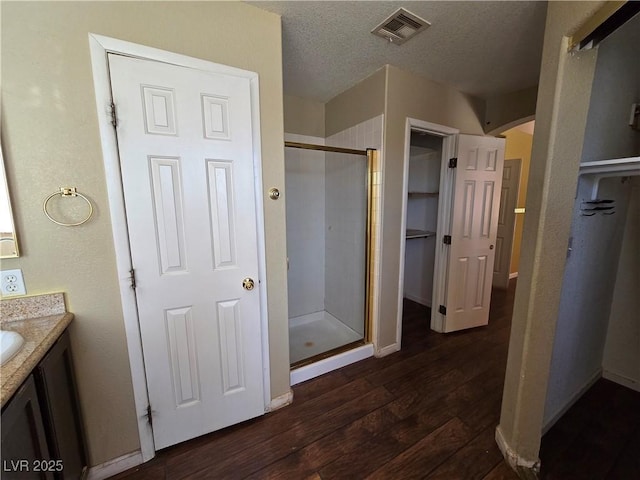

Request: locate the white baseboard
(495, 425), (540, 476)
(86, 450), (144, 480)
(290, 344), (374, 386)
(509, 272), (519, 279)
(542, 369), (602, 434)
(603, 369), (640, 393)
(403, 293), (431, 307)
(375, 342), (400, 358)
(267, 389), (294, 412)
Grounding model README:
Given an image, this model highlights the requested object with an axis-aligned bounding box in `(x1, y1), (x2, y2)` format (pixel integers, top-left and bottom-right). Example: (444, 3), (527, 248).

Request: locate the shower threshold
(290, 342), (374, 385)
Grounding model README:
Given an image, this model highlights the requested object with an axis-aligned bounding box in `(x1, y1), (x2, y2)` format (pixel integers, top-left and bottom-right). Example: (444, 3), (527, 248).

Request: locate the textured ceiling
(250, 1), (548, 102)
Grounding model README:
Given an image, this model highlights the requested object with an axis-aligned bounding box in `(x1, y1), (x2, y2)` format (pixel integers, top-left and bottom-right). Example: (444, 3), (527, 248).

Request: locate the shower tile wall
(284, 133), (326, 318)
(325, 115), (384, 335)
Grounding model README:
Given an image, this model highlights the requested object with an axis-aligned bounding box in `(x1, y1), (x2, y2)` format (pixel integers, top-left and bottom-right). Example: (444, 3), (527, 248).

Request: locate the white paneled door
(108, 54), (265, 449)
(442, 135), (505, 332)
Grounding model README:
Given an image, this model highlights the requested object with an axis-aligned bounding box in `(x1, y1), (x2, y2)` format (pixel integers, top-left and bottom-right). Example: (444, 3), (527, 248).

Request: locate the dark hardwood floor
(111, 282), (639, 479)
(539, 377), (640, 480)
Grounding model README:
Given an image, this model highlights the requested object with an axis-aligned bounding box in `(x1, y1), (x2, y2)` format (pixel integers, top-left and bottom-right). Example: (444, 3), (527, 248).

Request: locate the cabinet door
(1, 375), (54, 480)
(35, 330), (87, 480)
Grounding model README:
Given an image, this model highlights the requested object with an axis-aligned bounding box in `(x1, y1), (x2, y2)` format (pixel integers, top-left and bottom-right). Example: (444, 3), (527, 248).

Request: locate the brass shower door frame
(284, 141), (377, 368)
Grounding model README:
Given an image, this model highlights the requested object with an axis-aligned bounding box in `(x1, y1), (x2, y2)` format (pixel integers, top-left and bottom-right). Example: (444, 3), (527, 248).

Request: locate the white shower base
(289, 310), (363, 365)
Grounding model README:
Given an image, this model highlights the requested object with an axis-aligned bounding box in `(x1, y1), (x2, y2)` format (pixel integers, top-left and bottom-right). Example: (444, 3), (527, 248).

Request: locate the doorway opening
(397, 119), (508, 342)
(285, 141), (376, 383)
(493, 158), (522, 290)
(396, 119), (459, 345)
(493, 120), (535, 290)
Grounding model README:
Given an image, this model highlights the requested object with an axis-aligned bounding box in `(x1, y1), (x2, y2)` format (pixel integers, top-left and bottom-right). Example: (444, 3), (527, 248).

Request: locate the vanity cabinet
(35, 330), (87, 479)
(1, 375), (54, 479)
(1, 329), (87, 480)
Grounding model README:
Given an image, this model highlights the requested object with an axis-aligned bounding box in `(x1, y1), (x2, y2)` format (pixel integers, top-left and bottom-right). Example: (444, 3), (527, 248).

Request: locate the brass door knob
(269, 188), (280, 200)
(242, 278), (255, 291)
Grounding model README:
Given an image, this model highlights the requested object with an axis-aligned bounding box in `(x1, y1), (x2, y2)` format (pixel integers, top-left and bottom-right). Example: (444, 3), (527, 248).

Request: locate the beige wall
(497, 1), (605, 472)
(1, 1), (288, 467)
(501, 128), (534, 275)
(484, 86), (538, 135)
(325, 66), (386, 137)
(283, 95), (325, 137)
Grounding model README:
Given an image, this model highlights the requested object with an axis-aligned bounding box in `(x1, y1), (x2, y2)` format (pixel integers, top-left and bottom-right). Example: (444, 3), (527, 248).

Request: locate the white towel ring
(43, 187), (94, 227)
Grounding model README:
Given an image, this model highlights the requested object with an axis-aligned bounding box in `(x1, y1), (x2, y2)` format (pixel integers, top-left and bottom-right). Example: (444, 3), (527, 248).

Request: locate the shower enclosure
(285, 141), (373, 367)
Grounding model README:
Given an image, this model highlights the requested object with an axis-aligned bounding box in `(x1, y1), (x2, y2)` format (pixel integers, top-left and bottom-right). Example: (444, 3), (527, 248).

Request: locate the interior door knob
(268, 188), (280, 200)
(490, 245), (494, 250)
(242, 278), (255, 291)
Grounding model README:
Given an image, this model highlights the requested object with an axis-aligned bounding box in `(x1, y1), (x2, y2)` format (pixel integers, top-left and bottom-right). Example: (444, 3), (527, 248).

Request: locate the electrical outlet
(1, 269), (27, 296)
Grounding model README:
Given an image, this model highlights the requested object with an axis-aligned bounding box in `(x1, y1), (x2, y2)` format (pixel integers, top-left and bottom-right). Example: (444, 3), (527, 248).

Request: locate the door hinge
(448, 157), (458, 168)
(146, 405), (153, 428)
(439, 305), (447, 315)
(129, 268), (137, 290)
(443, 235), (452, 245)
(109, 101), (118, 127)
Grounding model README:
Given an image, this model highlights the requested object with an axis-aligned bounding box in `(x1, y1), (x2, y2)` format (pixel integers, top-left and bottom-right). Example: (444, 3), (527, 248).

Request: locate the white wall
(284, 134), (326, 318)
(543, 176), (632, 427)
(404, 145), (441, 306)
(325, 115), (383, 335)
(407, 147), (441, 195)
(324, 149), (367, 334)
(603, 177), (640, 391)
(592, 5), (640, 394)
(581, 13), (640, 162)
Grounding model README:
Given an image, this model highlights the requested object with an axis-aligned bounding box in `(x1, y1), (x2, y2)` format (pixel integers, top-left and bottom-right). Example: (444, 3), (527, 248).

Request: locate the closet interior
(403, 131), (443, 309)
(543, 10), (640, 431)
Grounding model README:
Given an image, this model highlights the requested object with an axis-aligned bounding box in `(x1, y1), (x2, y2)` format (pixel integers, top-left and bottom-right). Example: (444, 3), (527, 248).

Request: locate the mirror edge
(0, 144), (20, 258)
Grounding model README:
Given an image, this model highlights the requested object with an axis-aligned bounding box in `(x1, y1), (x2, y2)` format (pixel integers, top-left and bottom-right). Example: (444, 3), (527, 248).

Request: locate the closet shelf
(579, 156), (640, 199)
(579, 156), (640, 176)
(406, 229), (436, 239)
(408, 191), (439, 198)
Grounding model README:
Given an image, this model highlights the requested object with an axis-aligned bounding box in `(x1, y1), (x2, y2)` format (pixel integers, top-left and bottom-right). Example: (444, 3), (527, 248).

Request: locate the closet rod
(285, 141), (368, 156)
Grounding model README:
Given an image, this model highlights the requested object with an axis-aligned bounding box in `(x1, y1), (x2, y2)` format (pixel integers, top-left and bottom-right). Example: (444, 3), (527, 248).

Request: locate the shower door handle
(242, 278), (255, 291)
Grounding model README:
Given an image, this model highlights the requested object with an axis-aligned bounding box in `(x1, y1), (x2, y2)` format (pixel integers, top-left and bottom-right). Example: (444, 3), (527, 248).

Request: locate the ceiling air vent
(371, 8), (431, 45)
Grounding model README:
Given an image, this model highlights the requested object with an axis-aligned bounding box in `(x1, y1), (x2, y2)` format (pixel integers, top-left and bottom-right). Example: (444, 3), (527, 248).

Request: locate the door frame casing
(397, 118), (459, 347)
(88, 33), (271, 461)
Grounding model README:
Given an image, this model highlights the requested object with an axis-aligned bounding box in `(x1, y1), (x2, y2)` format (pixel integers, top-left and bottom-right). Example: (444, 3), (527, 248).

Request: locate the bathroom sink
(0, 330), (25, 365)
